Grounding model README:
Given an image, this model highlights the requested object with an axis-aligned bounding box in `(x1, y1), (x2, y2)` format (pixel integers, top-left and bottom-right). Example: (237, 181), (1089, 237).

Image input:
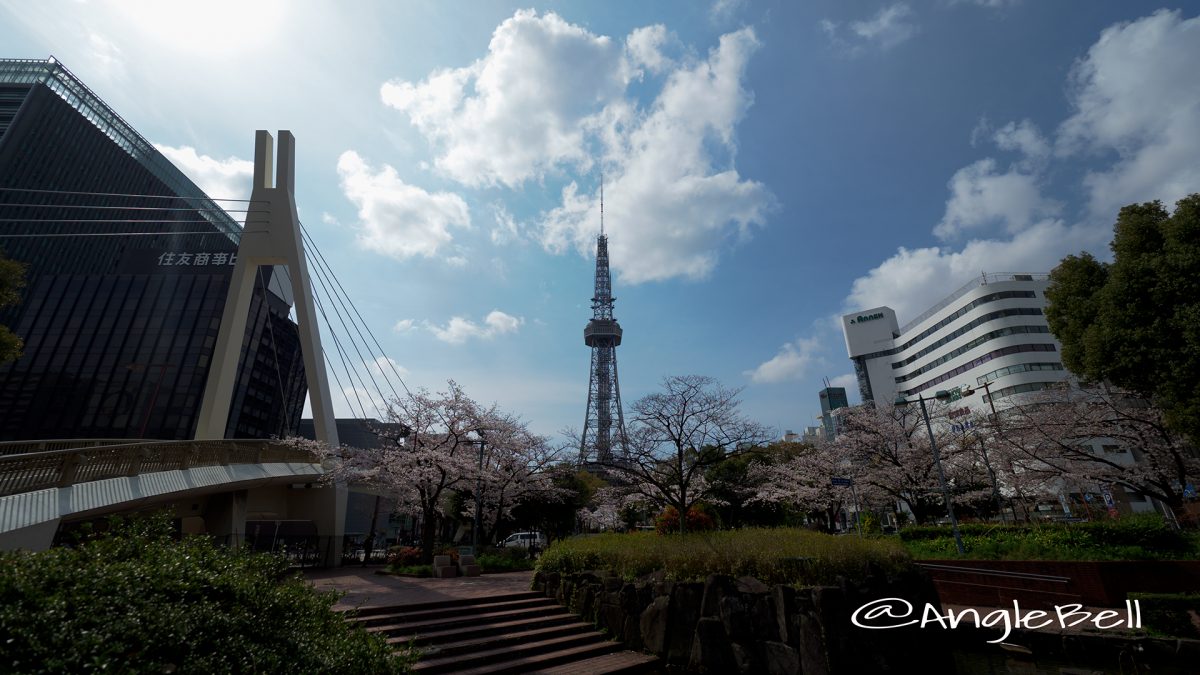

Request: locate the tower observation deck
(580, 203), (627, 465)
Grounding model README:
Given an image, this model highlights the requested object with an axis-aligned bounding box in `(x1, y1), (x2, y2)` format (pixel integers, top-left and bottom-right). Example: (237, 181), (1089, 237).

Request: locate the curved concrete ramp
(0, 439), (323, 551)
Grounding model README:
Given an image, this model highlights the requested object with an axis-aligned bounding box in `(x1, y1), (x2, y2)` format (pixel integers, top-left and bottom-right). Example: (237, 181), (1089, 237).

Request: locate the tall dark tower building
(580, 188), (627, 465)
(0, 57), (305, 441)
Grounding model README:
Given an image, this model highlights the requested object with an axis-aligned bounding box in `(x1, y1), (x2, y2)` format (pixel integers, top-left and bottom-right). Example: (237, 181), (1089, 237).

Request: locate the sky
(2, 0), (1199, 441)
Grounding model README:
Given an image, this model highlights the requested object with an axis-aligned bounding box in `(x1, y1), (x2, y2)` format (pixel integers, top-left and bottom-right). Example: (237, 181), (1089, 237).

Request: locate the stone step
(417, 629), (614, 667)
(413, 621), (597, 662)
(385, 615), (589, 647)
(367, 604), (572, 638)
(527, 650), (661, 674)
(347, 591), (545, 618)
(419, 638), (623, 675)
(352, 596), (555, 627)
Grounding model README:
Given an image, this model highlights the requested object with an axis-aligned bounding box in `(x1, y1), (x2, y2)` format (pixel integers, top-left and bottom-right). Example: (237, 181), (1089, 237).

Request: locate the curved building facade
(842, 274), (1067, 412)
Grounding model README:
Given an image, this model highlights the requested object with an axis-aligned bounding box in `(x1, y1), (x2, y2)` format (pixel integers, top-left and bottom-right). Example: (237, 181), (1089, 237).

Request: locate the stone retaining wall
(532, 565), (953, 674)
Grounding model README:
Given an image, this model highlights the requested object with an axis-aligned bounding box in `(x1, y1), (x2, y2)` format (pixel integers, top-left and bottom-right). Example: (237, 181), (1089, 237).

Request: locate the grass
(536, 528), (914, 586)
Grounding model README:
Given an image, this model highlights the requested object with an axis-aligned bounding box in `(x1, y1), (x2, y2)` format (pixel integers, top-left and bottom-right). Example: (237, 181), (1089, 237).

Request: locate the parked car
(498, 532), (547, 549)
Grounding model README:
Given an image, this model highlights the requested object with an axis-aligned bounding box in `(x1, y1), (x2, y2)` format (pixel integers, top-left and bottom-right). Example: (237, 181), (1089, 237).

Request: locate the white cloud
(88, 32), (126, 81)
(844, 219), (1108, 324)
(626, 25), (673, 75)
(444, 255), (468, 268)
(152, 144), (253, 211)
(950, 0), (1020, 7)
(709, 0), (747, 25)
(747, 336), (823, 384)
(934, 158), (1060, 239)
(383, 12), (773, 284)
(381, 10), (627, 188)
(393, 319), (415, 334)
(992, 119), (1050, 167)
(539, 28), (775, 283)
(1056, 9), (1200, 219)
(823, 4), (918, 54)
(828, 373), (858, 393)
(336, 150), (470, 260)
(490, 203), (525, 245)
(366, 356), (409, 379)
(425, 310), (524, 344)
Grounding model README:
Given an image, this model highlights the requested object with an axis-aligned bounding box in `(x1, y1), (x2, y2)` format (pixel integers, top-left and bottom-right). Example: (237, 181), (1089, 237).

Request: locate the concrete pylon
(194, 130), (345, 564)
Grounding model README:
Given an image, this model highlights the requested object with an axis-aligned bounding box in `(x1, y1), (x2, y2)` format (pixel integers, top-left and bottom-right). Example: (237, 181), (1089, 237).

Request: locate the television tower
(581, 180), (627, 465)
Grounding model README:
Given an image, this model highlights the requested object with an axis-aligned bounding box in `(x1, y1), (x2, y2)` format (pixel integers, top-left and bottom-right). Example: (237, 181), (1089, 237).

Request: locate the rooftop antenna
(600, 171), (605, 236)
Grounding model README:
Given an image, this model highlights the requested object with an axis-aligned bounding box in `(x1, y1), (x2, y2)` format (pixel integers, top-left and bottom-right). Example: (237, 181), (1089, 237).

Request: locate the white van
(498, 532), (547, 549)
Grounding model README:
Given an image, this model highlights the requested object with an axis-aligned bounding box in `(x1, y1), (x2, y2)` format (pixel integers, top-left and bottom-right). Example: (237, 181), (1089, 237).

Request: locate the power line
(0, 203), (255, 213)
(0, 186), (263, 202)
(300, 223), (406, 403)
(0, 231), (238, 238)
(301, 228), (392, 413)
(301, 222), (411, 400)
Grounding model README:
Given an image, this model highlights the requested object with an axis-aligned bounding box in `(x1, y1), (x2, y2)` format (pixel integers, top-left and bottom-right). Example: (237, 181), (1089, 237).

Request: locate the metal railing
(0, 439), (320, 498)
(0, 439), (141, 456)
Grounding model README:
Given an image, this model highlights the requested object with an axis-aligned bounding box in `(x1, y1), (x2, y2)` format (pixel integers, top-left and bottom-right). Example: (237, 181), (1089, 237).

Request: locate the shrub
(1129, 593), (1200, 639)
(899, 514), (1196, 560)
(386, 545), (422, 567)
(536, 528), (913, 586)
(654, 506), (717, 535)
(476, 553), (536, 573)
(0, 513), (415, 674)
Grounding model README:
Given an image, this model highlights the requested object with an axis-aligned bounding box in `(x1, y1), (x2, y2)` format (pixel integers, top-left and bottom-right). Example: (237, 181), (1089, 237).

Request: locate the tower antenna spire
(600, 171), (605, 236)
(580, 174), (626, 467)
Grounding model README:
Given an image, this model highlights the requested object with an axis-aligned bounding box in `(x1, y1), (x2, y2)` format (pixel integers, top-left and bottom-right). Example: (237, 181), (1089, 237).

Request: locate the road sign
(831, 477), (852, 487)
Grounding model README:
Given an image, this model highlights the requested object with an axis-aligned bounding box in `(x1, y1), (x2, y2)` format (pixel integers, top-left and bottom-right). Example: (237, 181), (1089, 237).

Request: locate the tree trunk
(420, 506), (438, 564)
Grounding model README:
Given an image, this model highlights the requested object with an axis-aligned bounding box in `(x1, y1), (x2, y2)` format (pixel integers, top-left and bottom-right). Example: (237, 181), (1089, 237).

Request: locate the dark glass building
(819, 386), (849, 440)
(0, 57), (305, 441)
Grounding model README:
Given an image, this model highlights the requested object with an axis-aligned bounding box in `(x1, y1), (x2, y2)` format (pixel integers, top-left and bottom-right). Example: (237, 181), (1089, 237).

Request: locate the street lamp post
(896, 389), (966, 555)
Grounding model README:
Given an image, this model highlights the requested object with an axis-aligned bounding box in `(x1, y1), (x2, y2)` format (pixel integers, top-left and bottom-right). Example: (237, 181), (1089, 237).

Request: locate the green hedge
(1129, 593), (1200, 639)
(536, 528), (913, 586)
(0, 515), (415, 674)
(899, 514), (1197, 560)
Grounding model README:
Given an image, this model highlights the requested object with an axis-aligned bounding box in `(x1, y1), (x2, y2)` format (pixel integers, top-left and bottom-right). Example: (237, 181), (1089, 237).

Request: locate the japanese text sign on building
(156, 252), (237, 267)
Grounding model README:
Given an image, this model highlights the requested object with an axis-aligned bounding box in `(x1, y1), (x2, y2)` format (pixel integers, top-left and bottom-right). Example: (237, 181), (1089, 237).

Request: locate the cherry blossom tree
(988, 383), (1200, 523)
(602, 375), (771, 533)
(312, 380), (560, 563)
(812, 400), (991, 525)
(747, 441), (879, 531)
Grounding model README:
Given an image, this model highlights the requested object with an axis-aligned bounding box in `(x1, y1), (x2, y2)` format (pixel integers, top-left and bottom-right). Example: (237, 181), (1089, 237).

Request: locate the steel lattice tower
(580, 187), (627, 466)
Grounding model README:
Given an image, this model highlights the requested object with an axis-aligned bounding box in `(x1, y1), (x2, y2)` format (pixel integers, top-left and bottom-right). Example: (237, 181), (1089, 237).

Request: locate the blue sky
(2, 1), (1199, 440)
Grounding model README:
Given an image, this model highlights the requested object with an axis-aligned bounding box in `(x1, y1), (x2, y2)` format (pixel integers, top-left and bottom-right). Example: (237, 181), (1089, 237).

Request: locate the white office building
(842, 273), (1068, 415)
(841, 273), (1156, 516)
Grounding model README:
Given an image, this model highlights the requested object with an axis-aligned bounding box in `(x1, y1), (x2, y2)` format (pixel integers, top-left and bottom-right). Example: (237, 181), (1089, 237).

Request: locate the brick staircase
(348, 591), (659, 674)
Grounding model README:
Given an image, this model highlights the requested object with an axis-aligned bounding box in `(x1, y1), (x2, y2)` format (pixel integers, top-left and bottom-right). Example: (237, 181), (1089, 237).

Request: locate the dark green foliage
(0, 249), (26, 364)
(476, 547), (536, 572)
(0, 514), (414, 674)
(511, 466), (605, 542)
(536, 528), (913, 586)
(1128, 593), (1200, 639)
(899, 514), (1197, 560)
(1045, 194), (1200, 442)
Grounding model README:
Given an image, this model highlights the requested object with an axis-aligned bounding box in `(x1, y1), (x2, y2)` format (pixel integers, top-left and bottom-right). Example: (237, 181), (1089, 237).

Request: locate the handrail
(0, 439), (320, 498)
(916, 562), (1070, 583)
(0, 439), (146, 456)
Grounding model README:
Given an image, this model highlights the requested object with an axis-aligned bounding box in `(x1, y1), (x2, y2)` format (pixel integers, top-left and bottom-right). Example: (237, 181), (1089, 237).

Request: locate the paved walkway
(305, 567), (536, 611)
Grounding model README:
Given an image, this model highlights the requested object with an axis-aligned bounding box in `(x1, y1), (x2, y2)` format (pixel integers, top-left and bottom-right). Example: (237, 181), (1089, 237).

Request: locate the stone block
(688, 617), (737, 674)
(640, 595), (671, 654)
(760, 640), (800, 675)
